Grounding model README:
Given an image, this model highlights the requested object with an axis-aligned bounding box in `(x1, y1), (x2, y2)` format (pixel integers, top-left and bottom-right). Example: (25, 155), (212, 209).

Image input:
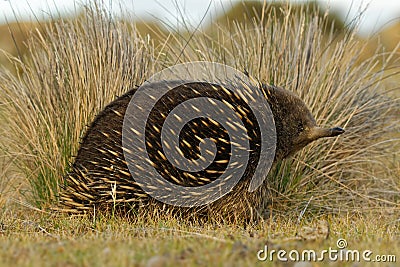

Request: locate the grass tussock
(160, 3), (400, 214)
(0, 5), (158, 207)
(0, 3), (399, 218)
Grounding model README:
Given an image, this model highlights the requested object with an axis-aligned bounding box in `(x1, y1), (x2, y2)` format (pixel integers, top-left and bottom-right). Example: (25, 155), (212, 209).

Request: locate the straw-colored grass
(158, 3), (400, 214)
(0, 6), (159, 207)
(0, 2), (399, 218)
(0, 2), (399, 266)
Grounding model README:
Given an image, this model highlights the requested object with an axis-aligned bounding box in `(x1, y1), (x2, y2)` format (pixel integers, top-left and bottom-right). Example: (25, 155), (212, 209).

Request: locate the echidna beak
(312, 126), (345, 139)
(329, 127), (345, 137)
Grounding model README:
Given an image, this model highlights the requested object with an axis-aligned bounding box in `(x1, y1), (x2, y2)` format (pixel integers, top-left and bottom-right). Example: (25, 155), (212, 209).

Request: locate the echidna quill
(59, 81), (344, 219)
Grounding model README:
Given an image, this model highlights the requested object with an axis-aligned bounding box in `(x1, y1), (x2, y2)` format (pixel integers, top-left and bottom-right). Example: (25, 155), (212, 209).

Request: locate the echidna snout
(289, 125), (345, 157)
(306, 126), (345, 140)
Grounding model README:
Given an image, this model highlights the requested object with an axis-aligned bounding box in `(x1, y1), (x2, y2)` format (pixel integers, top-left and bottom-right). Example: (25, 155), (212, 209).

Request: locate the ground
(0, 205), (398, 266)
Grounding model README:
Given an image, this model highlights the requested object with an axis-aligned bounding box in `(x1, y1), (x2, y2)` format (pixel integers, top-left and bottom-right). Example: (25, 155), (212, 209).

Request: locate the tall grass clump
(0, 2), (398, 216)
(160, 3), (400, 214)
(0, 5), (158, 207)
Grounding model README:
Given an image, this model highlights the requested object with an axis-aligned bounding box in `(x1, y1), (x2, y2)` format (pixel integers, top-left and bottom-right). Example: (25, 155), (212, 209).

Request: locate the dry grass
(0, 2), (399, 216)
(0, 2), (399, 266)
(157, 2), (400, 214)
(0, 5), (160, 206)
(0, 206), (399, 267)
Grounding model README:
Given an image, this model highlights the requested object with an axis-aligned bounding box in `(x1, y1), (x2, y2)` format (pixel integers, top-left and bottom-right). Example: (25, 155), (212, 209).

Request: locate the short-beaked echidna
(58, 81), (344, 219)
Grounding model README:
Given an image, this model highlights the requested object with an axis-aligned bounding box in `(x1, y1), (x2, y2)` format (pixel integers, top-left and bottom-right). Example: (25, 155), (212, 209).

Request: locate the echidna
(59, 81), (344, 219)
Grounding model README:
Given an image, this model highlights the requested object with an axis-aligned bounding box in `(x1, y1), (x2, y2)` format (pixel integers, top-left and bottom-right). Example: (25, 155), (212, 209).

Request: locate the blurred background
(1, 0), (399, 34)
(0, 0), (399, 72)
